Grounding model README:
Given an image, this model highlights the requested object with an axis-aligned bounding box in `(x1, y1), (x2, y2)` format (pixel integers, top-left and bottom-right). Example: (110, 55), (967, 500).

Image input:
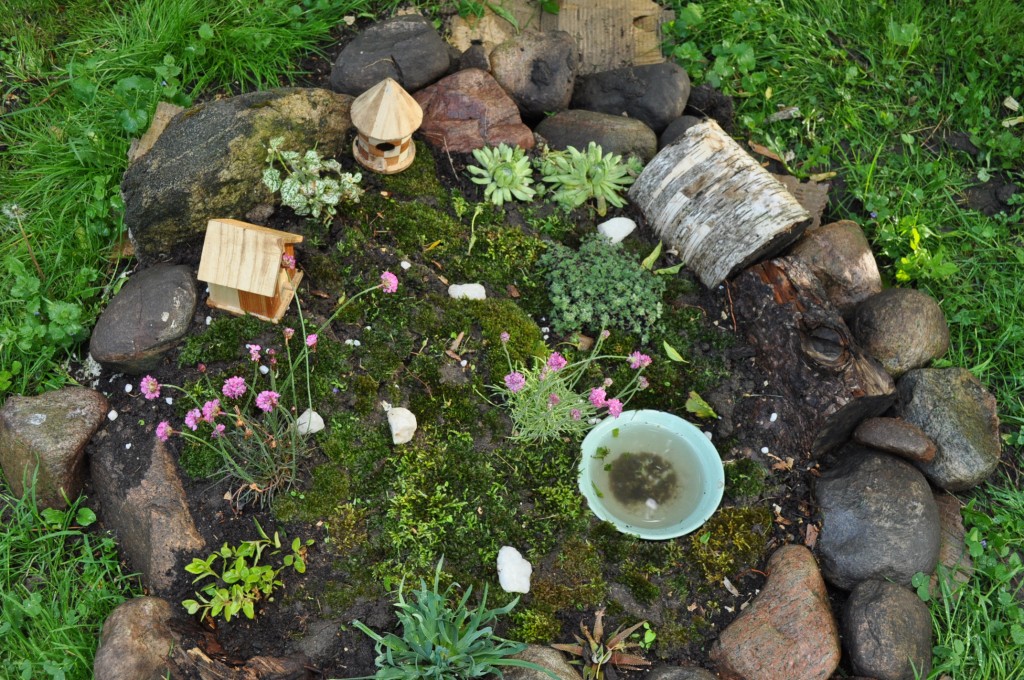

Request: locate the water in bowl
(589, 422), (705, 528)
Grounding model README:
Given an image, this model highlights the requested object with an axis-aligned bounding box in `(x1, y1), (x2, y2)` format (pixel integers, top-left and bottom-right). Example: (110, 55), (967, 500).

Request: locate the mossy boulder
(122, 87), (353, 263)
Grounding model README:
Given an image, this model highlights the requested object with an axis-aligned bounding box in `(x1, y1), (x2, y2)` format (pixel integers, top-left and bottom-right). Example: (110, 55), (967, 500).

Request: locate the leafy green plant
(540, 234), (666, 341)
(466, 143), (536, 207)
(183, 520), (312, 623)
(551, 608), (651, 680)
(263, 136), (364, 225)
(537, 143), (642, 216)
(490, 330), (653, 442)
(351, 559), (547, 680)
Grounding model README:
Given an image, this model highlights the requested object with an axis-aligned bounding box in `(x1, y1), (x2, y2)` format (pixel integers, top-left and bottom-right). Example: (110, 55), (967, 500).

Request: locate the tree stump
(629, 119), (810, 287)
(730, 257), (895, 457)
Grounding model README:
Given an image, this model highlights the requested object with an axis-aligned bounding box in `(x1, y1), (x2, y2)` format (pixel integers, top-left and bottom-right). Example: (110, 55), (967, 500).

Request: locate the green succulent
(466, 143), (536, 207)
(538, 143), (643, 216)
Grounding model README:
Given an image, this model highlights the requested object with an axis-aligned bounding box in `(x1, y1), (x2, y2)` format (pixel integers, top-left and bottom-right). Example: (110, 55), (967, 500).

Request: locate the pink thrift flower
(201, 399), (221, 423)
(306, 334), (318, 348)
(546, 352), (567, 372)
(222, 376), (247, 399)
(380, 271), (399, 294)
(606, 398), (624, 418)
(284, 327), (295, 341)
(571, 409), (582, 421)
(281, 253), (296, 270)
(547, 393), (561, 408)
(211, 423), (226, 439)
(140, 375), (161, 400)
(638, 376), (650, 390)
(156, 421), (172, 442)
(504, 372), (526, 393)
(589, 387), (608, 408)
(629, 351), (653, 369)
(500, 331), (510, 344)
(246, 343), (262, 362)
(184, 409), (201, 431)
(255, 390), (280, 413)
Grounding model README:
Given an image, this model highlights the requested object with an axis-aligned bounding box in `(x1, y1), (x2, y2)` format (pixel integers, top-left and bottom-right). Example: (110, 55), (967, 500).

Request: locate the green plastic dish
(579, 409), (724, 540)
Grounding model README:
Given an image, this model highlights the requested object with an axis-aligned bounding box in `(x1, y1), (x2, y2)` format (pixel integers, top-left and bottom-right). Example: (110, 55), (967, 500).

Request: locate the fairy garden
(0, 5), (1007, 680)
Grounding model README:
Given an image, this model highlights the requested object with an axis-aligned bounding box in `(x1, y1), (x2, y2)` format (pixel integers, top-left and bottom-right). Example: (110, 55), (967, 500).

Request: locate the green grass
(0, 475), (139, 679)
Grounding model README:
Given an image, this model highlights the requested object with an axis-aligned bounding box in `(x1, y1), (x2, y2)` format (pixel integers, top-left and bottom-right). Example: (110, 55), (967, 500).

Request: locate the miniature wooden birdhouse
(197, 219), (303, 324)
(351, 78), (423, 175)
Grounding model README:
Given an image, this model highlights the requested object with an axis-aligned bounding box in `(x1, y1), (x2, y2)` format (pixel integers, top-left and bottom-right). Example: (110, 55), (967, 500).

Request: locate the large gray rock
(658, 114), (702, 149)
(505, 645), (581, 680)
(897, 367), (1001, 491)
(535, 109), (658, 163)
(490, 31), (579, 121)
(684, 84), (734, 133)
(122, 88), (352, 263)
(815, 448), (940, 590)
(572, 63), (691, 134)
(413, 69), (535, 153)
(89, 265), (196, 374)
(91, 435), (205, 594)
(329, 14), (450, 95)
(843, 579), (933, 680)
(0, 387), (107, 509)
(94, 597), (180, 680)
(789, 220), (882, 316)
(711, 545), (840, 680)
(851, 288), (950, 377)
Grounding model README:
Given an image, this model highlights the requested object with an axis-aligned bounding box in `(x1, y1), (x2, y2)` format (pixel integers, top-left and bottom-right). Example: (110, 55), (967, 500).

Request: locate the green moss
(177, 314), (265, 366)
(508, 608), (563, 644)
(724, 458), (767, 500)
(530, 538), (608, 613)
(618, 563), (661, 606)
(378, 141), (448, 205)
(352, 374), (379, 415)
(178, 439), (221, 479)
(689, 506), (773, 584)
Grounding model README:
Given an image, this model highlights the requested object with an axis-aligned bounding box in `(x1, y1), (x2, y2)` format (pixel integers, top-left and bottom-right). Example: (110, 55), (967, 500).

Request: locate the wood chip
(507, 284), (520, 298)
(444, 349), (462, 361)
(309, 289), (331, 299)
(804, 523), (820, 549)
(449, 331), (465, 352)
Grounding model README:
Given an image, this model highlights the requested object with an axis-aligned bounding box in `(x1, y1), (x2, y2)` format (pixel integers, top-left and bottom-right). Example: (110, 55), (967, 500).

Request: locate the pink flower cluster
(255, 390), (280, 413)
(504, 372), (526, 393)
(380, 271), (399, 294)
(589, 387), (623, 418)
(222, 376), (247, 399)
(140, 375), (161, 400)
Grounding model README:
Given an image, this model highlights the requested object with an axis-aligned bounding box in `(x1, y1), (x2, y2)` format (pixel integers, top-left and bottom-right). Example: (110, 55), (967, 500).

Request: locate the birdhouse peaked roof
(351, 78), (423, 140)
(197, 219), (302, 297)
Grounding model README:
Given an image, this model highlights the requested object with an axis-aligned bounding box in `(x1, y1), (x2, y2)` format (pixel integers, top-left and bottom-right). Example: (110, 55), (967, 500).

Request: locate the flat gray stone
(94, 597), (180, 680)
(0, 386), (107, 509)
(852, 417), (936, 463)
(91, 435), (205, 594)
(815, 448), (940, 590)
(505, 645), (582, 680)
(843, 579), (932, 680)
(851, 288), (949, 377)
(329, 14), (450, 95)
(89, 265), (196, 374)
(898, 367), (1001, 491)
(572, 62), (691, 134)
(535, 109), (657, 163)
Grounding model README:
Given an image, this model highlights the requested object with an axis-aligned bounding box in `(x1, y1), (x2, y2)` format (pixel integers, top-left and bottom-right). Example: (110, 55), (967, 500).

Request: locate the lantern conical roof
(351, 78), (423, 140)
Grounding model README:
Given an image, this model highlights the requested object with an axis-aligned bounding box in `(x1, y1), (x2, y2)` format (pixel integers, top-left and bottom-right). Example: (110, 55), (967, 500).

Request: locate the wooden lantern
(197, 219), (303, 324)
(351, 78), (423, 174)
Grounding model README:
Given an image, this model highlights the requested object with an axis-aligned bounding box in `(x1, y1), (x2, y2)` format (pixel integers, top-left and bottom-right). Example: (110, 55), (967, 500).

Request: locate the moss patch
(724, 458), (768, 500)
(689, 506), (773, 584)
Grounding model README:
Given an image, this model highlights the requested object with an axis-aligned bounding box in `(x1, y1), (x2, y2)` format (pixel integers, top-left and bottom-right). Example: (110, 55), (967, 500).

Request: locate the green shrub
(540, 234), (666, 342)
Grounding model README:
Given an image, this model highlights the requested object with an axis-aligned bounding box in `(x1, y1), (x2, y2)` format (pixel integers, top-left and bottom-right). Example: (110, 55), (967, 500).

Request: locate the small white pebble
(365, 325), (372, 331)
(107, 410), (118, 421)
(125, 442), (132, 450)
(541, 327), (550, 333)
(259, 365), (270, 375)
(205, 316), (212, 325)
(645, 498), (659, 510)
(770, 412), (778, 422)
(761, 446), (770, 454)
(344, 339), (355, 345)
(354, 339), (361, 347)
(460, 359), (468, 367)
(763, 380), (769, 387)
(543, 334), (549, 340)
(400, 260), (411, 270)
(589, 418), (599, 425)
(165, 397), (174, 405)
(124, 384), (133, 393)
(704, 431), (713, 440)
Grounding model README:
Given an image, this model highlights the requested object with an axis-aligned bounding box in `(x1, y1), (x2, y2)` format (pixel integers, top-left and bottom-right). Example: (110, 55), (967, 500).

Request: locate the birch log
(628, 119), (810, 287)
(731, 257), (895, 457)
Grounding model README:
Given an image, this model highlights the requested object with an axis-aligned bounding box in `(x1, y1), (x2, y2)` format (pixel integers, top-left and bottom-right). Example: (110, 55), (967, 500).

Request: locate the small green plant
(540, 234), (666, 341)
(466, 143), (536, 207)
(183, 520), (312, 623)
(537, 143), (642, 216)
(263, 136), (364, 225)
(351, 559), (548, 680)
(630, 622), (657, 652)
(551, 608), (651, 680)
(490, 330), (653, 442)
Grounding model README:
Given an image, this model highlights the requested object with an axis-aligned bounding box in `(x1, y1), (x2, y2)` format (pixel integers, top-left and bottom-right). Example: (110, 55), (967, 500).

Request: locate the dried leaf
(309, 289), (331, 299)
(748, 140), (784, 162)
(723, 576), (741, 597)
(507, 284), (520, 298)
(449, 331), (465, 352)
(1005, 96), (1021, 112)
(808, 171), (837, 181)
(444, 350), (462, 361)
(766, 106), (801, 122)
(804, 523), (820, 549)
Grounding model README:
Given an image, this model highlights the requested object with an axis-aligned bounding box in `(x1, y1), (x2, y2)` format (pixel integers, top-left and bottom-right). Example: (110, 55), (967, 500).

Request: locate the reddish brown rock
(413, 69), (534, 153)
(853, 417), (937, 463)
(711, 545), (840, 680)
(789, 220), (882, 315)
(930, 492), (974, 598)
